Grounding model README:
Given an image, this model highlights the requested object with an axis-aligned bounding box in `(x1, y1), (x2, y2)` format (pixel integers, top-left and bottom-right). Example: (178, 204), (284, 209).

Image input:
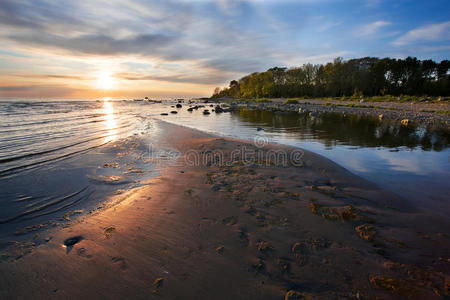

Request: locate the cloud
(392, 21), (450, 46)
(13, 74), (87, 80)
(7, 33), (174, 56)
(0, 0), (290, 78)
(0, 84), (79, 97)
(300, 51), (352, 64)
(1, 0), (448, 98)
(115, 72), (230, 84)
(364, 0), (382, 7)
(317, 21), (342, 32)
(356, 21), (391, 37)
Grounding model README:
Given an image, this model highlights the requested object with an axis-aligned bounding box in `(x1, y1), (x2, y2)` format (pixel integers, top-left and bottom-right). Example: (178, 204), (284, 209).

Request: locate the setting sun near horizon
(96, 72), (115, 90)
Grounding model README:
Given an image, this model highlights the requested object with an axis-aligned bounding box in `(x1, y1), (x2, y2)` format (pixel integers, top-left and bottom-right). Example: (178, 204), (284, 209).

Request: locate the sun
(96, 72), (115, 90)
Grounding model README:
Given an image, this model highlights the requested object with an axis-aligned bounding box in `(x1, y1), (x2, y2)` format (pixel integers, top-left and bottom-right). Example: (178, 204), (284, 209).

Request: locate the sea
(0, 98), (448, 247)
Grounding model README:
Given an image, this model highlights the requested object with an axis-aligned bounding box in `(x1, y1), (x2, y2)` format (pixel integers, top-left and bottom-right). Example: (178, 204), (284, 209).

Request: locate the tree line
(212, 57), (449, 99)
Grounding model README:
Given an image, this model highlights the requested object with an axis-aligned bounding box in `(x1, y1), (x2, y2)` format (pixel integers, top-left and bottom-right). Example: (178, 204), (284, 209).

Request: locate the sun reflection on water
(103, 98), (117, 143)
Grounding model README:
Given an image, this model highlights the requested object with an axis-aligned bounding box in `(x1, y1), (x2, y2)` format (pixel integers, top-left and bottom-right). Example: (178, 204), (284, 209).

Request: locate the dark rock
(285, 290), (307, 300)
(216, 245), (224, 253)
(176, 104), (182, 108)
(170, 111), (178, 114)
(160, 113), (168, 116)
(63, 236), (83, 247)
(203, 110), (210, 115)
(257, 127), (264, 131)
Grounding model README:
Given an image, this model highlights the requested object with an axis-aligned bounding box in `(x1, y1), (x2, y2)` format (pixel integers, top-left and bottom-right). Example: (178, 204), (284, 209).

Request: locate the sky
(0, 0), (449, 99)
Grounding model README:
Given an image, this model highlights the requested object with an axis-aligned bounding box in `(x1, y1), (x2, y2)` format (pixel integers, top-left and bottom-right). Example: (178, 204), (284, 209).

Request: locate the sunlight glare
(97, 72), (115, 90)
(103, 99), (117, 142)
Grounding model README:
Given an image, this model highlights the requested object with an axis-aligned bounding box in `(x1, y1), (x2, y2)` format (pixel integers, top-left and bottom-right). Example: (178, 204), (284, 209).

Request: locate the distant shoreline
(213, 97), (450, 130)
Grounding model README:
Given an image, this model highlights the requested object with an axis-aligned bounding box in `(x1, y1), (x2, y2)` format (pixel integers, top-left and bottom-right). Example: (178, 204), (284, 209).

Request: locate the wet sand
(0, 121), (449, 299)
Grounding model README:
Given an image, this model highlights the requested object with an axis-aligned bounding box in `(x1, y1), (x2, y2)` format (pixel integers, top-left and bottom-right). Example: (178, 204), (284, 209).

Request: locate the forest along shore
(213, 98), (450, 129)
(0, 121), (448, 299)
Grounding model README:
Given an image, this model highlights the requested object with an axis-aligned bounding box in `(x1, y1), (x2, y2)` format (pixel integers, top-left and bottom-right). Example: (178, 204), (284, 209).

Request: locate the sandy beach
(0, 120), (448, 299)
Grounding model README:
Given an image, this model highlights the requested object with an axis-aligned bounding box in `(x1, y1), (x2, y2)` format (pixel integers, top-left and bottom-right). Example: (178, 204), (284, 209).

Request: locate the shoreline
(0, 121), (449, 299)
(213, 98), (450, 130)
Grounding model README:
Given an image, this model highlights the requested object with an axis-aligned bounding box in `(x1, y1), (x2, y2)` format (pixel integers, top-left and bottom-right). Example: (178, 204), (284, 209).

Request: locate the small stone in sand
(63, 236), (83, 247)
(291, 242), (307, 254)
(251, 258), (265, 275)
(355, 224), (377, 241)
(285, 290), (307, 300)
(277, 258), (291, 274)
(104, 226), (116, 238)
(152, 277), (164, 294)
(256, 241), (273, 252)
(111, 256), (128, 270)
(153, 277), (164, 289)
(369, 275), (413, 297)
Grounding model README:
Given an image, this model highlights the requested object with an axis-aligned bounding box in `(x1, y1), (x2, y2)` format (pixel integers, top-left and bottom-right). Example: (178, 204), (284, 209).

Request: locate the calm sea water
(0, 100), (165, 244)
(0, 99), (448, 244)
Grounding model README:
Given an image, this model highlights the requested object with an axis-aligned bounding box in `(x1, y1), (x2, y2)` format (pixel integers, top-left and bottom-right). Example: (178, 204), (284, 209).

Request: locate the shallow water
(0, 100), (171, 244)
(154, 103), (450, 216)
(0, 99), (448, 244)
